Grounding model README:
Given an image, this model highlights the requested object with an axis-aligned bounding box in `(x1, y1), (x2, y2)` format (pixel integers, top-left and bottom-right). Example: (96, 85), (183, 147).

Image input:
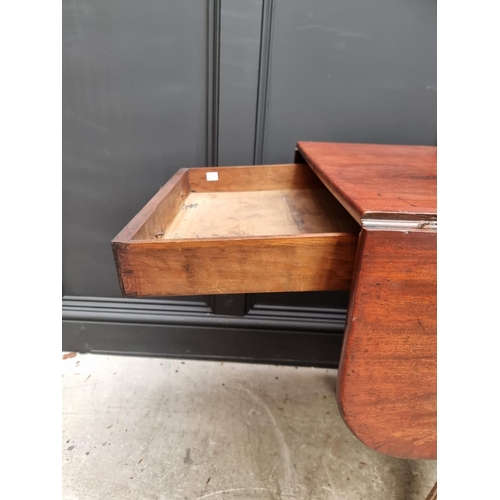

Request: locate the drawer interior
(131, 164), (359, 241)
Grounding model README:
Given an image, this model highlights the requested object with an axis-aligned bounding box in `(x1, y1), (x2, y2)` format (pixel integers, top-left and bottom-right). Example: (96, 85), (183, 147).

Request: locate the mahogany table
(113, 141), (437, 491)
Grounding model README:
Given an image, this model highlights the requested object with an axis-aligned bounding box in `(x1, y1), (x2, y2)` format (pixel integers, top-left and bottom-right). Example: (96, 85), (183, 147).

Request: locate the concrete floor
(62, 354), (436, 500)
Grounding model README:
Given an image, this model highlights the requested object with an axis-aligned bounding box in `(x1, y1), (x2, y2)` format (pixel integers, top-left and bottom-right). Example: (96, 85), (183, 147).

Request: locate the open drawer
(112, 164), (360, 297)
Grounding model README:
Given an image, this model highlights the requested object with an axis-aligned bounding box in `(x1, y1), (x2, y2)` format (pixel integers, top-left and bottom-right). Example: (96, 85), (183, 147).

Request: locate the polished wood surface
(297, 141), (437, 224)
(112, 163), (359, 297)
(299, 141), (437, 459)
(337, 228), (436, 459)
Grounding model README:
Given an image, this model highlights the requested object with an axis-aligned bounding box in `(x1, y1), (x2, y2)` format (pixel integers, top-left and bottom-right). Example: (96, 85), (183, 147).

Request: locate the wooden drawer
(112, 164), (360, 297)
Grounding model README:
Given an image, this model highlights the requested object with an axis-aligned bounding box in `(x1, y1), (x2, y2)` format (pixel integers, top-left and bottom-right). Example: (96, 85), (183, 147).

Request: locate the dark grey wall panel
(62, 0), (208, 297)
(62, 0), (436, 365)
(218, 0), (262, 166)
(262, 0), (437, 163)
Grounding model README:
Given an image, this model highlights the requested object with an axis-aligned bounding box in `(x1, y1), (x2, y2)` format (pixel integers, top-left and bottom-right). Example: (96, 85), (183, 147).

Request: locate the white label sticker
(206, 171), (218, 181)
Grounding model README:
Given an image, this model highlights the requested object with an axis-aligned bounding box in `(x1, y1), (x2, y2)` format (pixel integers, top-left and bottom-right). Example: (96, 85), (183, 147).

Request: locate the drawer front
(112, 164), (360, 297)
(113, 235), (357, 297)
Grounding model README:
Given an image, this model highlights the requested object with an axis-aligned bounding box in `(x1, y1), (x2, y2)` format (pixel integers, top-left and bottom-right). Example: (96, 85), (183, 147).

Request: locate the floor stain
(183, 447), (193, 465)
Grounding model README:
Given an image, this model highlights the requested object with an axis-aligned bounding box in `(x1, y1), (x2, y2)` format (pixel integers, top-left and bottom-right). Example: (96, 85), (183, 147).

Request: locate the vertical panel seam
(253, 0), (275, 165)
(207, 0), (221, 166)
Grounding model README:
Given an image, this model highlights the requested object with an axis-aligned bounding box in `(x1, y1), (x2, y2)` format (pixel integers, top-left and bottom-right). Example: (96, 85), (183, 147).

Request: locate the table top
(297, 141), (437, 225)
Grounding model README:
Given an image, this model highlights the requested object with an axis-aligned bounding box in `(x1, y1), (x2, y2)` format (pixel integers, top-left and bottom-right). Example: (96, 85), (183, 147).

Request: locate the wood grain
(297, 142), (437, 224)
(187, 164), (323, 192)
(163, 188), (359, 239)
(113, 234), (358, 296)
(112, 169), (190, 242)
(336, 228), (436, 459)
